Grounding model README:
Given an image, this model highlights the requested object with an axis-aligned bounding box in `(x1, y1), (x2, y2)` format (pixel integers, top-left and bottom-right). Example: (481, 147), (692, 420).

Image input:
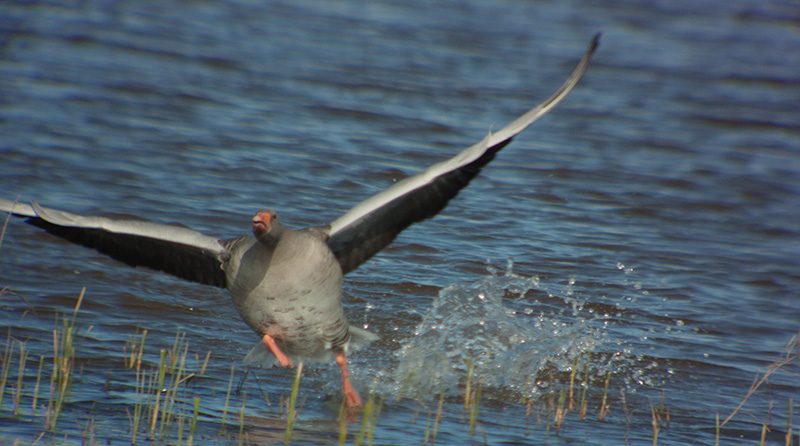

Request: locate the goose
(1, 34), (598, 408)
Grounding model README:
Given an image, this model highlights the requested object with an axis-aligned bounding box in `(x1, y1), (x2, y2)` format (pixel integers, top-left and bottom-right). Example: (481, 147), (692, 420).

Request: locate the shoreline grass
(0, 328), (12, 411)
(284, 362), (303, 445)
(46, 287), (85, 431)
(0, 293), (798, 445)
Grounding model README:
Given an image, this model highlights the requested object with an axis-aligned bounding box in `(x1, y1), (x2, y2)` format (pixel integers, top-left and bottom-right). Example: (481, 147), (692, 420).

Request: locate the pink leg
(336, 352), (362, 409)
(262, 333), (293, 368)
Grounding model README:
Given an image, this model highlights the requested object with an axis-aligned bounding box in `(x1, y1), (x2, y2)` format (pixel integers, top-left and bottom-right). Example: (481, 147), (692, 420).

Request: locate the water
(390, 263), (598, 401)
(2, 0), (799, 444)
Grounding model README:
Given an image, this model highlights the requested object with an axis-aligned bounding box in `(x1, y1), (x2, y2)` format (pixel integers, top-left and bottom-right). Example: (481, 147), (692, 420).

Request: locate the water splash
(391, 261), (600, 401)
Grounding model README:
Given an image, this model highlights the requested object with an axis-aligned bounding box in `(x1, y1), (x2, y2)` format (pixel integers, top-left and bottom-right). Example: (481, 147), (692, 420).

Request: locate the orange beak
(252, 211), (271, 234)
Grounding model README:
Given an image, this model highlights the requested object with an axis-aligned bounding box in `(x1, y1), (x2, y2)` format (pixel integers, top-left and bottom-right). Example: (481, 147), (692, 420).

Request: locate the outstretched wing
(328, 34), (600, 274)
(1, 198), (228, 288)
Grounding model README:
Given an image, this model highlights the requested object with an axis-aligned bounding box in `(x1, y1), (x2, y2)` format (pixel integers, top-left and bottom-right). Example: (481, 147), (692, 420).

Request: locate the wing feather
(1, 198), (227, 288)
(328, 34), (599, 274)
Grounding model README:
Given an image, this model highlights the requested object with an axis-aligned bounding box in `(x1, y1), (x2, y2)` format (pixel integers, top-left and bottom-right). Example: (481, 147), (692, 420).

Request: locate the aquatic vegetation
(0, 274), (797, 444)
(47, 288), (85, 431)
(284, 362), (303, 445)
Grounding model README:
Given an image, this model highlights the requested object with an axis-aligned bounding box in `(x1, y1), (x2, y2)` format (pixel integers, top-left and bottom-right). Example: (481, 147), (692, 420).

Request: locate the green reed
(45, 288), (85, 431)
(284, 362), (303, 445)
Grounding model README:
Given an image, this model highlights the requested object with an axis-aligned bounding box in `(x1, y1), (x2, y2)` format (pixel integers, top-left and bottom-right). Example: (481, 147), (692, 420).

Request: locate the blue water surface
(1, 0), (799, 444)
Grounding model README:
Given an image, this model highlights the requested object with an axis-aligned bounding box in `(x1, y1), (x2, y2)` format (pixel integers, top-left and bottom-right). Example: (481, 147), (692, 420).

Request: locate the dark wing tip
(590, 32), (602, 51)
